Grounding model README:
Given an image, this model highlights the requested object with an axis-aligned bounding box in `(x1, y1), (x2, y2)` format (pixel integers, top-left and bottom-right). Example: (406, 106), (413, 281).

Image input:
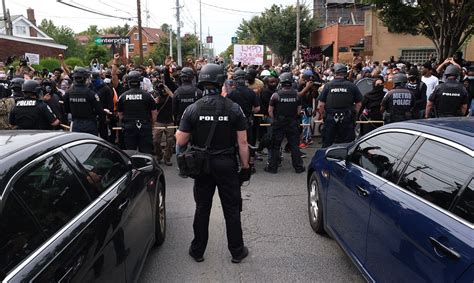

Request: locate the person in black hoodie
(406, 68), (427, 119)
(359, 77), (385, 135)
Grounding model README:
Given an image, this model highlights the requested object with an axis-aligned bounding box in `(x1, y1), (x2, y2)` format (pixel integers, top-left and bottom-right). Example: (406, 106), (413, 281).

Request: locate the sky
(5, 0), (306, 54)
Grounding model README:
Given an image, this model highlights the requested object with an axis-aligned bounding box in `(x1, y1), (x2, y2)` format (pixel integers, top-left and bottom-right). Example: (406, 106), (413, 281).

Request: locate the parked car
(0, 131), (166, 282)
(307, 117), (473, 282)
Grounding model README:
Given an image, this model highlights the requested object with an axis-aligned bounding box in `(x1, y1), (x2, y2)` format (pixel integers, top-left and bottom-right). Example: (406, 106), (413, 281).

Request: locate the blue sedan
(307, 117), (473, 282)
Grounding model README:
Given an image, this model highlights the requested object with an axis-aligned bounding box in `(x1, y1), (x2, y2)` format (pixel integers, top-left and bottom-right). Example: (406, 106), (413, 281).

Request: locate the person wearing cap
(9, 77), (25, 102)
(246, 67), (264, 95)
(421, 61), (439, 100)
(406, 68), (427, 119)
(63, 67), (105, 135)
(425, 65), (468, 118)
(175, 63), (251, 263)
(9, 80), (59, 129)
(41, 79), (67, 126)
(228, 69), (260, 173)
(117, 71), (157, 153)
(265, 72), (305, 174)
(381, 73), (415, 123)
(318, 63), (363, 147)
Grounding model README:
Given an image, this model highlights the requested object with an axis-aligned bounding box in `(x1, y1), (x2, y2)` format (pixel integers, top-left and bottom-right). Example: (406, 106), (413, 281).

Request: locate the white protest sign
(233, 44), (264, 65)
(25, 53), (40, 65)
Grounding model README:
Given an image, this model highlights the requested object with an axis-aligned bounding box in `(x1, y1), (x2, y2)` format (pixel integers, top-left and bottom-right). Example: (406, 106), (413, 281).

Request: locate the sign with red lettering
(206, 36), (213, 43)
(233, 44), (264, 66)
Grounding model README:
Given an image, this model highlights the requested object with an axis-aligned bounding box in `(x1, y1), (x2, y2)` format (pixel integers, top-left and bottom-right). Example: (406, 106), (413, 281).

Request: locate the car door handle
(118, 199), (130, 211)
(429, 237), (461, 260)
(356, 185), (369, 197)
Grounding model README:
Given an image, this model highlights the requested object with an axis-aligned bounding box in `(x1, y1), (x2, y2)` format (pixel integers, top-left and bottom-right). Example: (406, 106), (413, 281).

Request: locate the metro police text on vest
(392, 93), (412, 105)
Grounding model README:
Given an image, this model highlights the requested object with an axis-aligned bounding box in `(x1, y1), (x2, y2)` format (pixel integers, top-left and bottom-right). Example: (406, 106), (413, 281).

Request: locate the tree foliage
(85, 44), (109, 65)
(39, 19), (85, 58)
(366, 0), (474, 61)
(236, 4), (317, 62)
(148, 33), (199, 65)
(101, 23), (131, 37)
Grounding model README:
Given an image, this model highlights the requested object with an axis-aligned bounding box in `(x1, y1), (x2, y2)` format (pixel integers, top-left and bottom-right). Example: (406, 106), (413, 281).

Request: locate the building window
(400, 49), (436, 65)
(15, 25), (27, 35)
(142, 43), (148, 52)
(128, 44), (135, 52)
(134, 33), (139, 40)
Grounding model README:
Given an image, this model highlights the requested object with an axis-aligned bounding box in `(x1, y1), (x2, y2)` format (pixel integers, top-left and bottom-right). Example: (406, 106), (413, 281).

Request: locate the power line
(199, 1), (260, 14)
(57, 0), (134, 21)
(98, 0), (136, 18)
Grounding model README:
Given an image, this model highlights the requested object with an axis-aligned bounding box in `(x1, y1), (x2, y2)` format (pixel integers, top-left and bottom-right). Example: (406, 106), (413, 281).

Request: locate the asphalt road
(140, 144), (364, 282)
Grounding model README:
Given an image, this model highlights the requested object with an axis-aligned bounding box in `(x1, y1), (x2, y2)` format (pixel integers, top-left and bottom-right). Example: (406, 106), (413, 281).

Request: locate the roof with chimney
(0, 14), (53, 41)
(127, 26), (165, 43)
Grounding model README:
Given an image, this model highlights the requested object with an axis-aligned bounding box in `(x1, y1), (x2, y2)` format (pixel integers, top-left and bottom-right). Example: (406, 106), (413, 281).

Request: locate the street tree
(39, 19), (85, 58)
(148, 33), (199, 65)
(366, 0), (474, 61)
(236, 4), (317, 62)
(102, 23), (131, 37)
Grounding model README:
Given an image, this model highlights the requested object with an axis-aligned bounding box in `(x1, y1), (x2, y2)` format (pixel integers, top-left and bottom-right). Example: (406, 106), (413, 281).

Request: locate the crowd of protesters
(0, 51), (473, 170)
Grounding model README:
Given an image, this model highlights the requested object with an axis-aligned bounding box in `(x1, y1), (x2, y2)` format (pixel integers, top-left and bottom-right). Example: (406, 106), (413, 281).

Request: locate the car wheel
(308, 172), (325, 234)
(154, 180), (166, 246)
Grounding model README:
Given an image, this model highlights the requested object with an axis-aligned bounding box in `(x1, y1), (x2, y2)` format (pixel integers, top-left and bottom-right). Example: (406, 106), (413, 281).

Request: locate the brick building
(0, 8), (66, 62)
(126, 26), (165, 58)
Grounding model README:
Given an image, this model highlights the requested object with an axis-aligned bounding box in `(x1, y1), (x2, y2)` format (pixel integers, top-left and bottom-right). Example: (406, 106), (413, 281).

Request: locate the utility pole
(199, 0), (202, 58)
(169, 25), (173, 57)
(176, 0), (182, 66)
(2, 0), (12, 36)
(296, 0), (301, 65)
(194, 22), (198, 57)
(137, 0), (144, 64)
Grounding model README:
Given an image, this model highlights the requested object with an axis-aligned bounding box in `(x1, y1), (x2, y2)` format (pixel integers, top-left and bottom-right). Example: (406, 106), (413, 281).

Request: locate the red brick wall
(311, 24), (364, 62)
(0, 38), (64, 62)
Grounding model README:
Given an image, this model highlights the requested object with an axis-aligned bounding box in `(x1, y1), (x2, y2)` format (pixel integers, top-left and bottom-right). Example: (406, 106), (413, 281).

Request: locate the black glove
(238, 167), (251, 185)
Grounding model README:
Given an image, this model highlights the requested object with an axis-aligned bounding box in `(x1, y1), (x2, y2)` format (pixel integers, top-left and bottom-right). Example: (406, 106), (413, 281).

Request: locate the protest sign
(24, 53), (40, 65)
(233, 44), (264, 65)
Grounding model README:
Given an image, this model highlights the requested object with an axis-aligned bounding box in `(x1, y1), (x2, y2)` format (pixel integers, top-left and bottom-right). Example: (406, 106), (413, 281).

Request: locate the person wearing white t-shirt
(421, 62), (439, 100)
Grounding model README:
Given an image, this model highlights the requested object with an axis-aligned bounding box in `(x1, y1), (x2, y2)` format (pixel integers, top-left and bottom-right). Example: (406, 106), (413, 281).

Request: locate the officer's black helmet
(22, 80), (40, 95)
(127, 71), (142, 87)
(233, 69), (246, 81)
(279, 72), (293, 86)
(444, 64), (460, 77)
(10, 77), (25, 90)
(246, 68), (258, 79)
(198, 63), (225, 87)
(392, 73), (408, 85)
(180, 67), (194, 80)
(333, 63), (348, 75)
(72, 67), (89, 83)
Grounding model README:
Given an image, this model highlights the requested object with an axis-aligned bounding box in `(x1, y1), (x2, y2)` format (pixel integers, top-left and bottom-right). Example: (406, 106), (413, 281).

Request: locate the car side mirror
(130, 154), (154, 173)
(325, 146), (348, 161)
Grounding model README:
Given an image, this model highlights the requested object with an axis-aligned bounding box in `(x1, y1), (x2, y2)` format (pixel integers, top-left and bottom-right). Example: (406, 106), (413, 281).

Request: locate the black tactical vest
(13, 99), (43, 129)
(121, 88), (152, 121)
(388, 88), (413, 121)
(176, 85), (200, 118)
(67, 85), (95, 119)
(325, 80), (355, 109)
(193, 96), (235, 150)
(275, 89), (299, 118)
(435, 81), (465, 117)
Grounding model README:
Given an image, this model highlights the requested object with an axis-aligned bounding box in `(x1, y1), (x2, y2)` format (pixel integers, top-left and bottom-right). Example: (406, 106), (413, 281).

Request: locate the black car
(0, 131), (166, 282)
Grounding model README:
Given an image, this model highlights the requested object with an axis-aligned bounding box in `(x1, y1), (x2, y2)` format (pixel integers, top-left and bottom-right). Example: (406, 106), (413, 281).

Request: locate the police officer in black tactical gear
(91, 72), (114, 140)
(228, 69), (260, 173)
(175, 63), (251, 264)
(9, 80), (60, 129)
(381, 73), (415, 123)
(406, 68), (427, 119)
(64, 67), (105, 135)
(425, 65), (468, 118)
(265, 72), (305, 174)
(172, 67), (202, 126)
(10, 78), (25, 101)
(117, 71), (157, 154)
(318, 63), (362, 148)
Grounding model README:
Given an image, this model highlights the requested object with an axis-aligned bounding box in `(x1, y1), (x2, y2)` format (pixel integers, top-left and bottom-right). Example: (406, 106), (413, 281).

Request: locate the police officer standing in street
(265, 72), (305, 174)
(10, 78), (25, 101)
(172, 67), (202, 127)
(175, 63), (251, 264)
(63, 67), (105, 135)
(117, 71), (157, 154)
(381, 73), (415, 123)
(9, 80), (60, 129)
(425, 65), (468, 118)
(227, 69), (260, 173)
(318, 63), (363, 148)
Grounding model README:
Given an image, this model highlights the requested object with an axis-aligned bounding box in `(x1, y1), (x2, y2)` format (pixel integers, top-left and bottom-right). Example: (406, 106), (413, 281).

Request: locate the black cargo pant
(190, 154), (245, 258)
(322, 109), (355, 148)
(268, 119), (304, 171)
(72, 119), (98, 136)
(123, 120), (153, 154)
